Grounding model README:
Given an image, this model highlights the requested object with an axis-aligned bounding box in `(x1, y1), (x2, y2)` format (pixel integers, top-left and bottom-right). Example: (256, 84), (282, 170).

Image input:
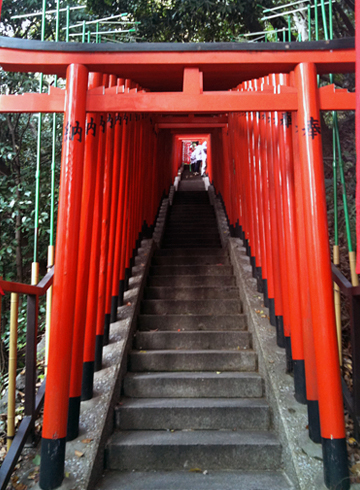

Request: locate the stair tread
(96, 470), (294, 490)
(118, 397), (269, 409)
(125, 371), (261, 381)
(138, 314), (247, 331)
(135, 331), (251, 350)
(108, 429), (280, 446)
(123, 371), (264, 398)
(130, 349), (254, 355)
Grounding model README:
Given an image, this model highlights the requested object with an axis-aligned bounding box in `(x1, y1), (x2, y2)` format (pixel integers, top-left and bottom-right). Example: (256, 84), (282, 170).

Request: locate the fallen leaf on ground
(189, 468), (202, 473)
(81, 438), (93, 444)
(75, 450), (84, 458)
(351, 463), (360, 474)
(32, 454), (41, 466)
(139, 350), (147, 353)
(27, 468), (40, 481)
(126, 302), (131, 306)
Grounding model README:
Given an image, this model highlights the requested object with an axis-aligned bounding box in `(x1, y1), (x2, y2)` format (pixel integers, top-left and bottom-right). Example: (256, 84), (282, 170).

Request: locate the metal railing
(0, 267), (54, 490)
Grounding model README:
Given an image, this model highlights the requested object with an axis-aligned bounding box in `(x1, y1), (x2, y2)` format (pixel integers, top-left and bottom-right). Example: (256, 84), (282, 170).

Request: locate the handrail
(331, 263), (360, 296)
(0, 267), (54, 490)
(0, 266), (54, 296)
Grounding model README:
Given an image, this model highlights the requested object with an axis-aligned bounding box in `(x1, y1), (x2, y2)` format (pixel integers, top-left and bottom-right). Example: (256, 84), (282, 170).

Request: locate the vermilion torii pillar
(40, 63), (88, 490)
(295, 62), (348, 490)
(67, 72), (102, 441)
(356, 0), (360, 274)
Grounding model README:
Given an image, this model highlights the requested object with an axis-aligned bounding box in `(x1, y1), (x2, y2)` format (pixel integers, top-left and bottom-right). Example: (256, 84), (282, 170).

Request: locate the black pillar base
(245, 239), (250, 256)
(130, 256), (135, 270)
(118, 279), (125, 307)
(235, 222), (242, 238)
(256, 267), (263, 293)
(322, 438), (350, 490)
(285, 335), (293, 374)
(67, 396), (81, 441)
(275, 315), (285, 348)
(229, 224), (236, 237)
(111, 295), (118, 323)
(94, 334), (103, 372)
(250, 256), (256, 277)
(307, 399), (321, 444)
(268, 298), (276, 326)
(81, 361), (94, 401)
(103, 313), (111, 346)
(40, 437), (66, 490)
(293, 359), (307, 404)
(124, 267), (130, 291)
(263, 279), (269, 308)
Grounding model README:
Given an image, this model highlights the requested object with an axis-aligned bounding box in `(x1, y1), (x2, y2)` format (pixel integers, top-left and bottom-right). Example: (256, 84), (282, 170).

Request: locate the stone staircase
(97, 176), (294, 489)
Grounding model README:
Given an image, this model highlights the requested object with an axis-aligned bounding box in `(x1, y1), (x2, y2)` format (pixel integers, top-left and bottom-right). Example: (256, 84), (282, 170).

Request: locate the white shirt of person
(195, 144), (203, 161)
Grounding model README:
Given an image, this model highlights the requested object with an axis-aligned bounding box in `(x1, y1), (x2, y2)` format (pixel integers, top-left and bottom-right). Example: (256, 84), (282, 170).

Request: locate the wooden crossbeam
(0, 85), (354, 113)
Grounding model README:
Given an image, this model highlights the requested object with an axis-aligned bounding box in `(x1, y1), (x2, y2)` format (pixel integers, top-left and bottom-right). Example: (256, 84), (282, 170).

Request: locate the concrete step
(138, 313), (247, 331)
(166, 219), (217, 225)
(173, 196), (209, 200)
(135, 331), (251, 350)
(123, 372), (264, 398)
(173, 192), (208, 198)
(95, 470), (295, 490)
(167, 216), (216, 223)
(163, 241), (222, 249)
(163, 238), (221, 245)
(129, 350), (257, 372)
(168, 214), (216, 220)
(151, 255), (230, 266)
(147, 275), (235, 287)
(116, 398), (270, 430)
(149, 265), (232, 276)
(164, 232), (220, 240)
(153, 248), (227, 257)
(105, 430), (282, 471)
(141, 299), (241, 315)
(164, 227), (219, 234)
(167, 214), (215, 219)
(170, 205), (213, 209)
(144, 286), (238, 300)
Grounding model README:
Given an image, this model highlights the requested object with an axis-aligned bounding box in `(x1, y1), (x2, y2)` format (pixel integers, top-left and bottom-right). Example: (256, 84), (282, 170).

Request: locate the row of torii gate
(0, 29), (358, 490)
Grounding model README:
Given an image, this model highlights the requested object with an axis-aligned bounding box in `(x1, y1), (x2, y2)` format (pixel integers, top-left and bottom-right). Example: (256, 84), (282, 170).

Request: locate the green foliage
(0, 0), (65, 368)
(86, 0), (281, 42)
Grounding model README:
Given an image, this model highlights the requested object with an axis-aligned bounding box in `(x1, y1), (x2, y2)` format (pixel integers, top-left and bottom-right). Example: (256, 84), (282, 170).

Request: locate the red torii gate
(0, 35), (357, 490)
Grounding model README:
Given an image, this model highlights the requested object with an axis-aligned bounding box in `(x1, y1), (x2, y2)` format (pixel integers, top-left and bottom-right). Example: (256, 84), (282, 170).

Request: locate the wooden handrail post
(24, 294), (38, 445)
(7, 293), (18, 451)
